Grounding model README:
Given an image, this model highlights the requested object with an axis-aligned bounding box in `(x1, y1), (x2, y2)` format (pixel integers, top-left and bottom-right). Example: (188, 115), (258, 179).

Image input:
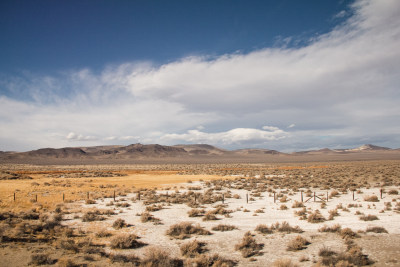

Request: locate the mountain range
(1, 143), (399, 164)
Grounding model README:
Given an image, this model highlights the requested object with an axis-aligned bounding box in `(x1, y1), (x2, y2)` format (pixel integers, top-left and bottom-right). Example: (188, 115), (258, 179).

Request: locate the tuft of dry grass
(366, 226), (388, 233)
(141, 247), (183, 267)
(292, 201), (304, 208)
(318, 224), (342, 233)
(388, 189), (398, 195)
(255, 224), (273, 234)
(234, 231), (263, 258)
(202, 212), (219, 221)
(140, 212), (161, 224)
(96, 228), (112, 238)
(110, 234), (146, 249)
(359, 214), (379, 221)
(340, 228), (360, 239)
(307, 210), (326, 223)
(274, 221), (303, 233)
(364, 195), (379, 202)
(286, 235), (310, 251)
(81, 211), (105, 222)
(211, 224), (238, 232)
(166, 222), (211, 239)
(187, 208), (205, 217)
(180, 240), (207, 258)
(112, 218), (127, 229)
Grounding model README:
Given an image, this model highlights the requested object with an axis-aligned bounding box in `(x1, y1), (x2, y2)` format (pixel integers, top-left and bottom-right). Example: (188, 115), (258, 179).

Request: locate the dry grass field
(0, 160), (399, 266)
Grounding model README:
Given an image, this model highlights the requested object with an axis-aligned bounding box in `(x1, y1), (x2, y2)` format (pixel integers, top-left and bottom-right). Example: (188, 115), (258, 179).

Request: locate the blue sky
(1, 0), (350, 74)
(1, 0), (399, 152)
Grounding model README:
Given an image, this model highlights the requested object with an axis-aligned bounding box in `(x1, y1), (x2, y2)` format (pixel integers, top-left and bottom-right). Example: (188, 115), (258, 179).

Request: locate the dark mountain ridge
(1, 143), (399, 164)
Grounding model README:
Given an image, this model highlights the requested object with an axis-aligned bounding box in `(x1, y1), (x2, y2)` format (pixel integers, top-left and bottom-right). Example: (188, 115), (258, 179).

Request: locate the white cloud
(66, 132), (97, 141)
(1, 0), (400, 151)
(161, 127), (288, 145)
(288, 124), (296, 129)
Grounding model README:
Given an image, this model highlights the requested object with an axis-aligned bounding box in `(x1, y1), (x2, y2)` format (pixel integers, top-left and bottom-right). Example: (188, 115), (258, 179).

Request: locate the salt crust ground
(66, 182), (400, 266)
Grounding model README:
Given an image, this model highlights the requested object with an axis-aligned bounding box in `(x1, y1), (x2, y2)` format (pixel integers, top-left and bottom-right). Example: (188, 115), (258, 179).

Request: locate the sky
(0, 0), (399, 152)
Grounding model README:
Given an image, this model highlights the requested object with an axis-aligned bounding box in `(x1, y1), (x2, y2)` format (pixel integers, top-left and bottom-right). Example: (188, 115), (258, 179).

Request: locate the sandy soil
(63, 182), (400, 266)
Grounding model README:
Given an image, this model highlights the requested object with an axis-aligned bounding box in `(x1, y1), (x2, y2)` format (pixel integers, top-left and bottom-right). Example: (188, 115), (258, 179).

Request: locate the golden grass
(0, 171), (223, 211)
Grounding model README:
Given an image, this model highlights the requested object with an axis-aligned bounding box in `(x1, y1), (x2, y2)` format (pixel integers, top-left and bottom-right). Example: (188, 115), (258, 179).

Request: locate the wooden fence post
(353, 190), (355, 201)
(113, 190), (116, 201)
(63, 193), (65, 202)
(274, 192), (276, 203)
(314, 192), (316, 202)
(87, 192), (89, 200)
(380, 189), (383, 199)
(138, 192), (140, 201)
(327, 191), (329, 202)
(14, 192), (16, 201)
(222, 194), (224, 204)
(35, 194), (38, 202)
(301, 191), (303, 202)
(246, 193), (248, 204)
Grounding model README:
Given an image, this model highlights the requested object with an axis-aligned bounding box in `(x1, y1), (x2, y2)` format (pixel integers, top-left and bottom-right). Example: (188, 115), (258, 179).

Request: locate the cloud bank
(1, 0), (399, 151)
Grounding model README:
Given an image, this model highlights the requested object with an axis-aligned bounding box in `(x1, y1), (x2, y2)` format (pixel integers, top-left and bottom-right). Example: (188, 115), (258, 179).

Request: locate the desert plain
(0, 159), (400, 267)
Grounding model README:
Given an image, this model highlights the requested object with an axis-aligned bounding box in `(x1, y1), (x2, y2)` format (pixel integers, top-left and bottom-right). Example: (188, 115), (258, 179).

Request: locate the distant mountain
(0, 143), (399, 164)
(233, 148), (281, 155)
(345, 144), (391, 152)
(174, 144), (227, 155)
(25, 147), (87, 158)
(292, 144), (393, 155)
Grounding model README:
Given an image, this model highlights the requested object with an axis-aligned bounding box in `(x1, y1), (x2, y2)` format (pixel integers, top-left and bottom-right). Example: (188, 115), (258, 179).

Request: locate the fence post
(63, 193), (65, 202)
(314, 192), (316, 202)
(353, 190), (355, 201)
(246, 193), (248, 204)
(113, 190), (116, 201)
(380, 189), (383, 199)
(274, 192), (276, 203)
(87, 192), (89, 200)
(326, 191), (329, 202)
(138, 192), (140, 201)
(301, 191), (303, 202)
(222, 194), (224, 204)
(14, 192), (16, 201)
(35, 194), (38, 202)
(194, 194), (197, 203)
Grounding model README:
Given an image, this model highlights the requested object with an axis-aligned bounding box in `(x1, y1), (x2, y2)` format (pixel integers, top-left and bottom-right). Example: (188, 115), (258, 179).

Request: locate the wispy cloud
(1, 0), (399, 151)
